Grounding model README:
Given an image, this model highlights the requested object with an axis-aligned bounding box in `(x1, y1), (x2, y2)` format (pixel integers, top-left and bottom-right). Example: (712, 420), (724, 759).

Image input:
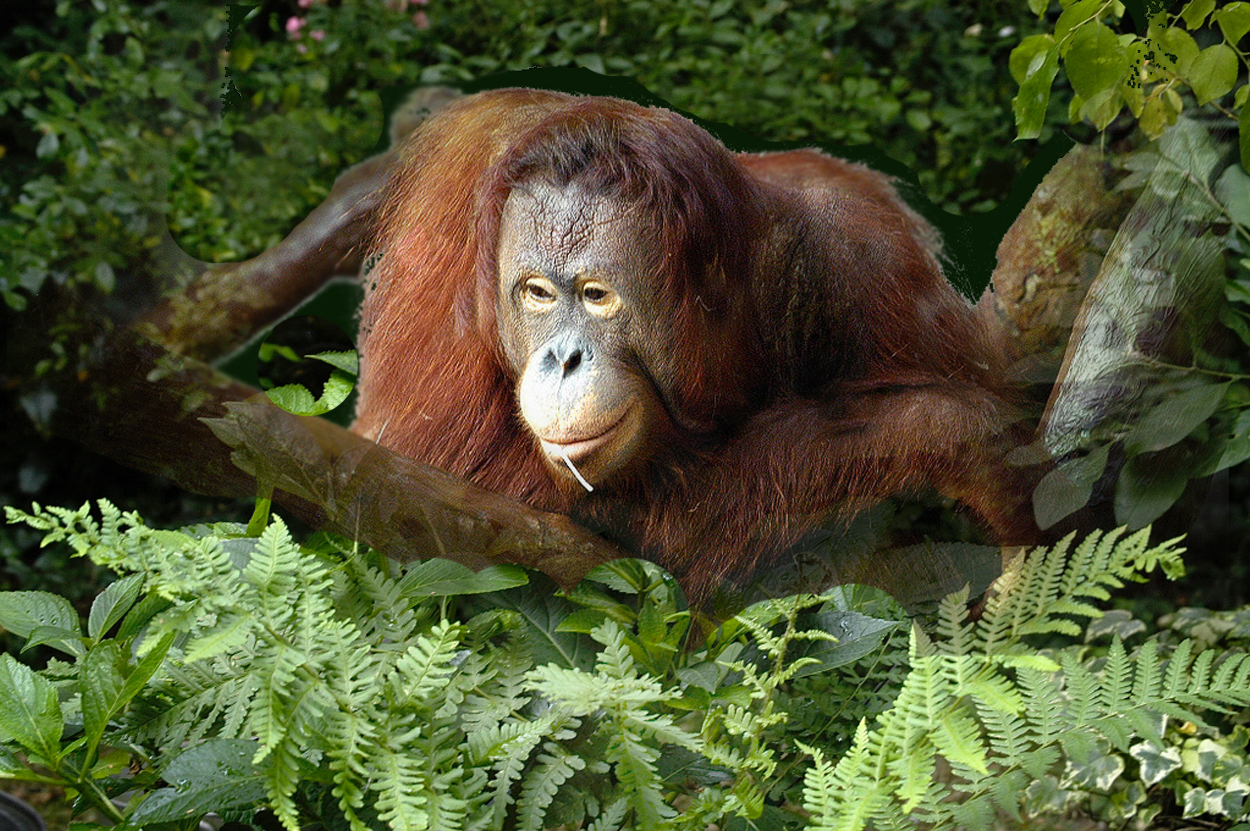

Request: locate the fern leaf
(584, 797), (629, 831)
(516, 748), (585, 831)
(370, 745), (429, 831)
(1101, 637), (1133, 713)
(933, 710), (990, 776)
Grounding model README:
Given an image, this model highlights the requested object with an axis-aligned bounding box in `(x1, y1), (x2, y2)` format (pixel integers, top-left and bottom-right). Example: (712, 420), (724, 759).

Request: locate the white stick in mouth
(561, 453), (594, 492)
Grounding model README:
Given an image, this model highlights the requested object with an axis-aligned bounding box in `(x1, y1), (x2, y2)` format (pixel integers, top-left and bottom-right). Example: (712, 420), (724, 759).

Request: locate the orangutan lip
(538, 410), (629, 462)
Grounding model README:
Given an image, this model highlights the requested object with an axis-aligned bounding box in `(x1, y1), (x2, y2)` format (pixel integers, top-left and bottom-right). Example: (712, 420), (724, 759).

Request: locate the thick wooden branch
(6, 118), (1144, 594)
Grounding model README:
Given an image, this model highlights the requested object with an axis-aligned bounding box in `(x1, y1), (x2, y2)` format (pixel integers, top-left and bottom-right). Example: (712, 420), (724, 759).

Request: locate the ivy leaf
(1187, 44), (1238, 105)
(1065, 23), (1128, 101)
(1014, 46), (1060, 139)
(1213, 1), (1250, 46)
(1130, 742), (1182, 786)
(1179, 0), (1216, 27)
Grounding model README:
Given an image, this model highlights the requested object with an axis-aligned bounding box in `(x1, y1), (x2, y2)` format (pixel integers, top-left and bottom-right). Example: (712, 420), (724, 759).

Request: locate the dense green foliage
(2, 503), (1249, 830)
(3, 2), (1250, 828)
(0, 0), (1051, 312)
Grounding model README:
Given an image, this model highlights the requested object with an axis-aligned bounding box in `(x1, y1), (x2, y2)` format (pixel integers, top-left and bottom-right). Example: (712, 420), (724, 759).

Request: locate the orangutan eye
(521, 276), (558, 310)
(580, 281), (621, 317)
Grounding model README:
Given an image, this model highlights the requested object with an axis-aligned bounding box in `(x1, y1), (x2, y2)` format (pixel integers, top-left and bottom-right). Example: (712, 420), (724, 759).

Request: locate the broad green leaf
(1115, 451), (1192, 528)
(0, 654), (62, 765)
(1179, 0), (1216, 28)
(80, 643), (125, 759)
(264, 383), (318, 415)
(1014, 47), (1060, 139)
(1056, 0), (1104, 46)
(1010, 34), (1056, 84)
(23, 625), (86, 658)
(1033, 444), (1110, 529)
(398, 559), (528, 597)
(1214, 1), (1250, 46)
(788, 611), (899, 678)
(1187, 43), (1238, 105)
(1065, 22), (1128, 100)
(1140, 88), (1184, 139)
(1152, 26), (1199, 76)
(1079, 88), (1125, 131)
(1124, 383), (1229, 455)
(0, 591), (80, 640)
(129, 739), (267, 824)
(87, 574), (144, 641)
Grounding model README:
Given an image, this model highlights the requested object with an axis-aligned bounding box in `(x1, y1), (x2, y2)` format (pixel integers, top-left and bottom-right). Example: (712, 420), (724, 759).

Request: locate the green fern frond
(516, 747), (585, 831)
(370, 745), (429, 831)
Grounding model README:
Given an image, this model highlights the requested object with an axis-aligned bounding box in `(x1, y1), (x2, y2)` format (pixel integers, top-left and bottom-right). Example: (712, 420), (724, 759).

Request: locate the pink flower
(298, 0), (313, 7)
(297, 43), (308, 54)
(310, 29), (325, 40)
(412, 0), (429, 5)
(286, 16), (305, 36)
(414, 10), (430, 28)
(384, 0), (409, 10)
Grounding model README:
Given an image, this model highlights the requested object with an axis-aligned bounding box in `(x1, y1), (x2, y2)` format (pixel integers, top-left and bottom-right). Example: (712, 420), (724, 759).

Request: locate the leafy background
(1, 0), (1250, 828)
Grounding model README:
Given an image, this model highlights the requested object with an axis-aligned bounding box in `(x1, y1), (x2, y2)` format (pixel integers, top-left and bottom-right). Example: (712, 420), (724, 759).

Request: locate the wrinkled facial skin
(497, 181), (671, 489)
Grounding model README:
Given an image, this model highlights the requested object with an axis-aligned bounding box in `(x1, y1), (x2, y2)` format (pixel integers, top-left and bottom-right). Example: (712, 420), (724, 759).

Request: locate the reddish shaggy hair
(354, 88), (1037, 604)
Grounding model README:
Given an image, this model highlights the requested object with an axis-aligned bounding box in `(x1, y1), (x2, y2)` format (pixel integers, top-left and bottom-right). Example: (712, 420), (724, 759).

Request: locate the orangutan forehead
(499, 181), (654, 263)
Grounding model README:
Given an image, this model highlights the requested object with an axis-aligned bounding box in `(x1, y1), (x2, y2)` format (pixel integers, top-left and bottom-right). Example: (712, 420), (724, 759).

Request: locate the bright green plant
(2, 502), (1248, 830)
(1012, 0), (1250, 160)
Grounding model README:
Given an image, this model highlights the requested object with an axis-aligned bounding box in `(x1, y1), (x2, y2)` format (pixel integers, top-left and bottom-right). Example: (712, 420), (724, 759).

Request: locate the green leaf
(1214, 1), (1250, 46)
(1056, 0), (1104, 45)
(1140, 89), (1183, 139)
(1241, 93), (1250, 172)
(790, 611), (899, 678)
(1010, 34), (1057, 84)
(1124, 383), (1229, 455)
(1114, 452), (1192, 528)
(87, 574), (144, 641)
(0, 591), (80, 640)
(264, 383), (318, 415)
(399, 559), (529, 597)
(23, 625), (86, 658)
(129, 739), (267, 824)
(1152, 26), (1200, 76)
(1187, 44), (1238, 105)
(0, 654), (63, 765)
(933, 711), (990, 775)
(1130, 742), (1182, 786)
(305, 349), (358, 375)
(1014, 46), (1060, 140)
(1179, 0), (1216, 28)
(1033, 444), (1110, 529)
(80, 643), (125, 760)
(1065, 22), (1128, 100)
